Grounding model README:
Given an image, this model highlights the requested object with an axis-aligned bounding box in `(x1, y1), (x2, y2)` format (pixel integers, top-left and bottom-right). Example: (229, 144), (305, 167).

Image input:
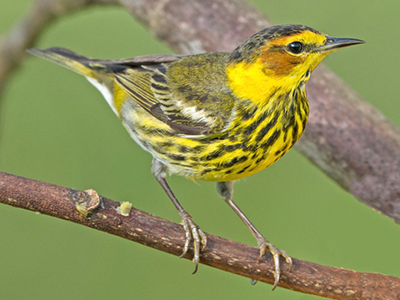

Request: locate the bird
(28, 24), (364, 289)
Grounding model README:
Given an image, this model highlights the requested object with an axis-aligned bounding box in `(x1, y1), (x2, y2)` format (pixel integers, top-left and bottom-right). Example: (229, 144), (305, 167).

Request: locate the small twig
(1, 171), (399, 299)
(0, 0), (116, 98)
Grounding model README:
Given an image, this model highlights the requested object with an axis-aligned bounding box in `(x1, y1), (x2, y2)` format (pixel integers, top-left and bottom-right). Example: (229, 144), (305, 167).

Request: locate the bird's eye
(287, 41), (304, 54)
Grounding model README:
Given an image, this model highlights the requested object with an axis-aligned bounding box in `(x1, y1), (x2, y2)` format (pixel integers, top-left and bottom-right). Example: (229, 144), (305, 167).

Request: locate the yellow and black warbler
(28, 24), (363, 289)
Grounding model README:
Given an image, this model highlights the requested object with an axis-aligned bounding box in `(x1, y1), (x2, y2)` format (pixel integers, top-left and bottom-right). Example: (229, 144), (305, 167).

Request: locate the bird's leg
(216, 181), (292, 290)
(151, 159), (207, 273)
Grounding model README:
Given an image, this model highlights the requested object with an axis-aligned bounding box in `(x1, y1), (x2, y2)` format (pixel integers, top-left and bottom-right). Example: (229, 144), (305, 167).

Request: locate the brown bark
(1, 171), (399, 299)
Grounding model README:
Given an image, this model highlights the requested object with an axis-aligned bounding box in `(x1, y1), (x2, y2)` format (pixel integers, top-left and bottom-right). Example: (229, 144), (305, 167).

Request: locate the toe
(199, 229), (208, 251)
(178, 212), (207, 274)
(179, 217), (192, 258)
(256, 237), (292, 290)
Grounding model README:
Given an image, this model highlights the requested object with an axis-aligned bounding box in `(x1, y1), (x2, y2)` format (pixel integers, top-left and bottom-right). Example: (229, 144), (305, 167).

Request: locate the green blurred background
(1, 1), (399, 299)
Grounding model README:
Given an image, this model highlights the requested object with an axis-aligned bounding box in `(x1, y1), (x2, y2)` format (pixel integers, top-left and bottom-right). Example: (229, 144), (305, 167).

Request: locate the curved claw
(257, 238), (292, 290)
(178, 211), (207, 274)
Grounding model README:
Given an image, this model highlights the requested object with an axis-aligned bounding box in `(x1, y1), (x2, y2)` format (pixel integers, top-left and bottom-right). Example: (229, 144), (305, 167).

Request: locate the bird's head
(227, 24), (364, 103)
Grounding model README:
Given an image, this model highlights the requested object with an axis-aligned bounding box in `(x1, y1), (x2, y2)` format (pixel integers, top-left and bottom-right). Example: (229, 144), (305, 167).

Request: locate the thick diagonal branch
(0, 0), (399, 222)
(1, 171), (399, 299)
(121, 0), (400, 223)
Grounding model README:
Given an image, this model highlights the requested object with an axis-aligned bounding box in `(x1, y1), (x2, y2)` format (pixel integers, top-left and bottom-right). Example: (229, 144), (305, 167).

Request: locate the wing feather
(111, 53), (234, 136)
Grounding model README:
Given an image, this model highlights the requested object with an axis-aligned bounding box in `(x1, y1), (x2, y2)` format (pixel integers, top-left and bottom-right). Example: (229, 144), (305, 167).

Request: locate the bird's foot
(257, 237), (292, 290)
(179, 211), (207, 274)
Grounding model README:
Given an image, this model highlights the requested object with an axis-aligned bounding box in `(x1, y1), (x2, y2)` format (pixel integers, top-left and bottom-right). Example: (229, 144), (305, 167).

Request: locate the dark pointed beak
(317, 37), (365, 52)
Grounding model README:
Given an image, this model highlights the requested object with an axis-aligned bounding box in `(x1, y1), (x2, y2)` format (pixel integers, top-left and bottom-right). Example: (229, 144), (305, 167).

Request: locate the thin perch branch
(1, 171), (399, 300)
(0, 0), (399, 223)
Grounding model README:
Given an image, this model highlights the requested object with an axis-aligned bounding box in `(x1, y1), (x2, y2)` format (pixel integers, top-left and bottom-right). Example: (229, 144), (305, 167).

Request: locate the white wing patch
(175, 100), (215, 126)
(86, 77), (118, 116)
(181, 106), (215, 124)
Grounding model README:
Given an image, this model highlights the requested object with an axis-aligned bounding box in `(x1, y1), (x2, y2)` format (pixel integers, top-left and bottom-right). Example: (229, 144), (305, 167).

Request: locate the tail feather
(27, 47), (102, 78)
(28, 47), (122, 115)
(27, 47), (181, 117)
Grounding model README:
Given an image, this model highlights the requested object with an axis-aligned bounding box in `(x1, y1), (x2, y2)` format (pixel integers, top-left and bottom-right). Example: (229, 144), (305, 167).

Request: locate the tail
(28, 47), (122, 116)
(27, 47), (104, 79)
